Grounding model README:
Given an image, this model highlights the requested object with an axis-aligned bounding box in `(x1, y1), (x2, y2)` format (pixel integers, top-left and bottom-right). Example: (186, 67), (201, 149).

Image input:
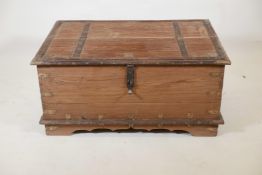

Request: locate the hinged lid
(31, 20), (231, 65)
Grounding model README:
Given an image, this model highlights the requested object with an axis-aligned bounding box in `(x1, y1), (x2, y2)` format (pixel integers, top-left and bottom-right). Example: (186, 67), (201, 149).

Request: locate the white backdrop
(0, 0), (262, 41)
(0, 1), (262, 175)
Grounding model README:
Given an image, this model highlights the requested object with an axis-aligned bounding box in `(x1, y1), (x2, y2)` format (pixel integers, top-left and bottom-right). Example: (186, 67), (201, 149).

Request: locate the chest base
(40, 114), (224, 136)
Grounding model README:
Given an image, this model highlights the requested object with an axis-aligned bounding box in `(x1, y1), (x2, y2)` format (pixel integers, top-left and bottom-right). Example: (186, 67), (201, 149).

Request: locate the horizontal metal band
(40, 113), (224, 126)
(32, 58), (230, 66)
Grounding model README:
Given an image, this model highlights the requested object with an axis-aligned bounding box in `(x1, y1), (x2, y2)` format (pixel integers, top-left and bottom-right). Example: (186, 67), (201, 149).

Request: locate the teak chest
(31, 20), (231, 136)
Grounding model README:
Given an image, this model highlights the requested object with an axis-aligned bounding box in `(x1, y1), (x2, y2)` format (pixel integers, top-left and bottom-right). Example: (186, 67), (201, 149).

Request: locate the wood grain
(38, 66), (224, 120)
(31, 20), (230, 136)
(87, 21), (175, 39)
(31, 20), (231, 65)
(178, 21), (210, 38)
(81, 38), (182, 58)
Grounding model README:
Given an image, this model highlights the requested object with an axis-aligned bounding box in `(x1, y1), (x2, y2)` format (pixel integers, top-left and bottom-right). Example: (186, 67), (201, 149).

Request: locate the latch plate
(126, 65), (135, 94)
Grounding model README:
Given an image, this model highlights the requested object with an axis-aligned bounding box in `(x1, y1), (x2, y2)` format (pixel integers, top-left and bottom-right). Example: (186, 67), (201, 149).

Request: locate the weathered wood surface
(31, 20), (230, 136)
(31, 20), (231, 65)
(38, 66), (224, 120)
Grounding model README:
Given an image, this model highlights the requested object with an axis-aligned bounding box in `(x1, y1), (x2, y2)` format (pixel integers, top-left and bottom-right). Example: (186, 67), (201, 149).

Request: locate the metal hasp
(126, 64), (135, 94)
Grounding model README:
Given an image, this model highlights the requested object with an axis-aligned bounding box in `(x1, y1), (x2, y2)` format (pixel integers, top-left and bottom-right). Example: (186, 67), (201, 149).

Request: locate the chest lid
(31, 20), (230, 65)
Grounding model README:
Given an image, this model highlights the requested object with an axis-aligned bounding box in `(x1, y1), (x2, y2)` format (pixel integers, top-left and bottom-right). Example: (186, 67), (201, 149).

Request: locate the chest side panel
(38, 66), (224, 120)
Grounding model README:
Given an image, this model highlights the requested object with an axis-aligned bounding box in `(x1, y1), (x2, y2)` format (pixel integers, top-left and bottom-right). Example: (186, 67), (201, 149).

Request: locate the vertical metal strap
(173, 22), (188, 57)
(72, 23), (90, 58)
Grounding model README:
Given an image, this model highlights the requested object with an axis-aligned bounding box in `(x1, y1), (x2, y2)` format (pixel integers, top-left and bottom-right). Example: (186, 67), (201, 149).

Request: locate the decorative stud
(98, 115), (103, 120)
(65, 114), (71, 120)
(207, 127), (216, 131)
(158, 123), (163, 128)
(38, 73), (48, 80)
(128, 114), (135, 119)
(158, 114), (164, 119)
(44, 110), (56, 115)
(81, 115), (87, 120)
(48, 126), (58, 131)
(129, 122), (134, 128)
(124, 53), (134, 58)
(207, 91), (216, 96)
(42, 92), (53, 97)
(186, 112), (193, 118)
(208, 110), (219, 115)
(98, 115), (104, 126)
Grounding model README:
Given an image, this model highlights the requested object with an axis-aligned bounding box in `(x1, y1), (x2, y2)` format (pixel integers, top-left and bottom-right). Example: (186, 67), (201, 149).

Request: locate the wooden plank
(54, 22), (85, 39)
(42, 102), (220, 120)
(31, 20), (231, 65)
(45, 40), (77, 58)
(38, 66), (224, 104)
(41, 92), (221, 104)
(203, 20), (228, 60)
(178, 21), (209, 38)
(38, 65), (223, 120)
(31, 21), (62, 62)
(184, 38), (218, 57)
(87, 21), (175, 39)
(81, 38), (182, 58)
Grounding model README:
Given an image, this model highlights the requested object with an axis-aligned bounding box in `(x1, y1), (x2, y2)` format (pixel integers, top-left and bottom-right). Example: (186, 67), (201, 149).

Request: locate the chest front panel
(38, 65), (224, 120)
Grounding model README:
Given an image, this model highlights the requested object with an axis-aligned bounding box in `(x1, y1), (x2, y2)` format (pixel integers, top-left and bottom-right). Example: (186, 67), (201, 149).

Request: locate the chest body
(31, 20), (230, 136)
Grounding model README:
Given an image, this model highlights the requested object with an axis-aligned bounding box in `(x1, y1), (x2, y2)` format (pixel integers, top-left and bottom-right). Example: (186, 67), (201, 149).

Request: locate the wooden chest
(31, 20), (231, 136)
